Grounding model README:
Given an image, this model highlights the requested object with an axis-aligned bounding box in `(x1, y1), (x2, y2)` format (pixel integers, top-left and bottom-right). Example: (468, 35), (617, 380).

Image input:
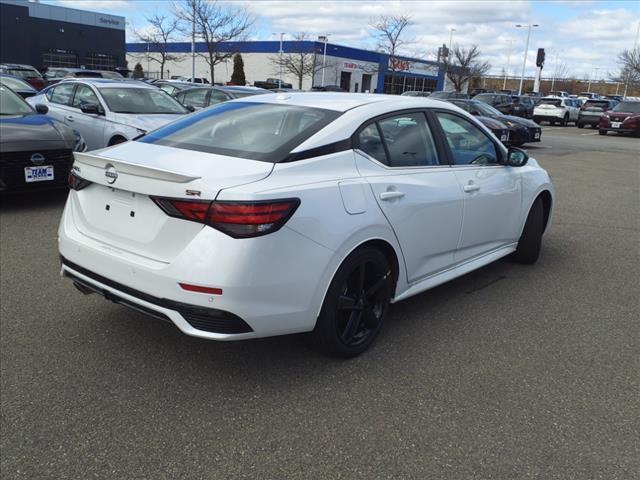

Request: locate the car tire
(511, 198), (544, 265)
(577, 123), (584, 129)
(561, 114), (569, 126)
(313, 247), (393, 357)
(598, 130), (607, 135)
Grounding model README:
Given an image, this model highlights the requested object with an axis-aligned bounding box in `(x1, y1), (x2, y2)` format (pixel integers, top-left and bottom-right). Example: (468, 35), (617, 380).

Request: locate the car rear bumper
(533, 114), (563, 122)
(598, 127), (638, 134)
(0, 149), (73, 193)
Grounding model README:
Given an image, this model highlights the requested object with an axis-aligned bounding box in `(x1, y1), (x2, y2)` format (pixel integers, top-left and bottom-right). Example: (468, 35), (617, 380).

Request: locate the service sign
(389, 58), (439, 77)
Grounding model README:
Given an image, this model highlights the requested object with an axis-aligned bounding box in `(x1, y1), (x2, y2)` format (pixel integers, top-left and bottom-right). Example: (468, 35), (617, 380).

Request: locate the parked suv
(598, 101), (640, 136)
(43, 68), (103, 86)
(577, 99), (619, 128)
(533, 97), (579, 125)
(473, 93), (515, 115)
(511, 95), (535, 118)
(0, 64), (45, 90)
(428, 91), (469, 99)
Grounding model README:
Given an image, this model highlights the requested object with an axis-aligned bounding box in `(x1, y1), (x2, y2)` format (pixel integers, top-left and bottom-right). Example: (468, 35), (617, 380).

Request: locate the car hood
(498, 115), (539, 128)
(109, 113), (185, 133)
(0, 113), (74, 150)
(476, 116), (507, 129)
(606, 111), (639, 121)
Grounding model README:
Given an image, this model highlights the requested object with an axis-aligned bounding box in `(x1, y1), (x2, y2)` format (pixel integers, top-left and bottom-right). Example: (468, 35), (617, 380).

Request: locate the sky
(41, 0), (640, 80)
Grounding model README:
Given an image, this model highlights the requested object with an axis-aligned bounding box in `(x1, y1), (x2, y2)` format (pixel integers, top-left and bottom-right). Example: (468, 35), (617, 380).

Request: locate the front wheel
(577, 123), (584, 128)
(313, 247), (393, 357)
(511, 198), (544, 264)
(561, 114), (568, 126)
(599, 130), (607, 136)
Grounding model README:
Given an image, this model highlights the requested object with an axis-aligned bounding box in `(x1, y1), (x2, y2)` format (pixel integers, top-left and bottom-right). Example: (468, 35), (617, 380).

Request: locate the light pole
(448, 28), (456, 53)
(273, 32), (285, 88)
(319, 35), (329, 87)
(445, 28), (456, 91)
(516, 23), (539, 95)
(191, 0), (195, 82)
(550, 51), (559, 91)
(503, 39), (514, 90)
(587, 67), (600, 93)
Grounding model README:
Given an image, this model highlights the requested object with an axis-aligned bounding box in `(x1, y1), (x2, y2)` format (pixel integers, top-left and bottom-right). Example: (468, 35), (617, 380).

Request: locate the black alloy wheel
(314, 247), (393, 357)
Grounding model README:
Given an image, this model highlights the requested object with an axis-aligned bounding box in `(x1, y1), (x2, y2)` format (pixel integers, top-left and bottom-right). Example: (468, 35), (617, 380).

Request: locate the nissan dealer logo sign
(105, 165), (118, 184)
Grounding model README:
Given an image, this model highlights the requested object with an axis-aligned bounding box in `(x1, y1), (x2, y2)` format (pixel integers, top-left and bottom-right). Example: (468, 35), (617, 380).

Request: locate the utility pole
(319, 35), (329, 87)
(503, 39), (514, 90)
(516, 23), (539, 95)
(274, 32), (284, 88)
(445, 28), (456, 92)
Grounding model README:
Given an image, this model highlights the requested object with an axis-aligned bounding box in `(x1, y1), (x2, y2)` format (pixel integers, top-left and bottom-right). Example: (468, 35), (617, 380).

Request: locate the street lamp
(318, 34), (330, 87)
(272, 32), (285, 88)
(623, 21), (639, 98)
(587, 67), (600, 93)
(445, 28), (456, 91)
(515, 23), (539, 95)
(503, 39), (514, 90)
(448, 28), (456, 53)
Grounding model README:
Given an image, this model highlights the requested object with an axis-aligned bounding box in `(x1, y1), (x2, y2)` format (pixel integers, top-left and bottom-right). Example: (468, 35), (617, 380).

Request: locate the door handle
(379, 191), (405, 201)
(65, 115), (74, 122)
(463, 183), (480, 193)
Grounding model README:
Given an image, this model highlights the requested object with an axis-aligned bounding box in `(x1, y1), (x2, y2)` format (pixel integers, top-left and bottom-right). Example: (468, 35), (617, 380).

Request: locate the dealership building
(0, 0), (126, 71)
(127, 40), (446, 93)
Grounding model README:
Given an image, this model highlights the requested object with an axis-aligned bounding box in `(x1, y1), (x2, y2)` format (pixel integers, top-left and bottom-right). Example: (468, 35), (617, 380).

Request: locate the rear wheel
(511, 198), (544, 264)
(577, 122), (584, 129)
(599, 130), (607, 135)
(561, 114), (569, 126)
(313, 247), (393, 357)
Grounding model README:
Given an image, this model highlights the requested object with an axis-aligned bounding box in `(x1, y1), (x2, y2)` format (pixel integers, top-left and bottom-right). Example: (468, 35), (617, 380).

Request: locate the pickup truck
(254, 78), (292, 89)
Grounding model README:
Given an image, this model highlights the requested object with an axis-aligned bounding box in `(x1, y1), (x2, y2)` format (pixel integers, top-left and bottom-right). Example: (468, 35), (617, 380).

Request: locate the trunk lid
(70, 142), (273, 262)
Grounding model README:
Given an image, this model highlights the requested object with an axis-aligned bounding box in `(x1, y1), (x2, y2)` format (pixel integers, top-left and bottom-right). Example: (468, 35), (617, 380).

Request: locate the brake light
(68, 170), (91, 191)
(151, 197), (300, 238)
(179, 283), (223, 295)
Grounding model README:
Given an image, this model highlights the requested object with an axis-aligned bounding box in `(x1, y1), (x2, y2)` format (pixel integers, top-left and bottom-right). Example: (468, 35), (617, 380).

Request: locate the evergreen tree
(230, 53), (246, 85)
(132, 63), (145, 79)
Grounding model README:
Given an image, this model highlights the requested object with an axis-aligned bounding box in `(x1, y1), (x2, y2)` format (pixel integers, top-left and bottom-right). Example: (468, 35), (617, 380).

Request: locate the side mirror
(185, 105), (195, 112)
(80, 104), (102, 115)
(35, 104), (48, 114)
(506, 147), (529, 167)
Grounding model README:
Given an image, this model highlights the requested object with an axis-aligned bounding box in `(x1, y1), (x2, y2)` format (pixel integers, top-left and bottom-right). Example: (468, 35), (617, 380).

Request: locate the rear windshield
(0, 85), (34, 115)
(139, 101), (341, 162)
(0, 76), (35, 92)
(99, 87), (187, 114)
(539, 99), (562, 107)
(2, 68), (42, 80)
(612, 102), (640, 113)
(72, 71), (102, 78)
(582, 101), (610, 111)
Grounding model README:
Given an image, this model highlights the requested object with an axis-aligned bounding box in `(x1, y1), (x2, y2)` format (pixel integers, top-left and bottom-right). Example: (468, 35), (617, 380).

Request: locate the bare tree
(370, 14), (413, 92)
(444, 44), (491, 92)
(174, 0), (254, 83)
(613, 48), (640, 92)
(134, 14), (181, 79)
(269, 33), (322, 89)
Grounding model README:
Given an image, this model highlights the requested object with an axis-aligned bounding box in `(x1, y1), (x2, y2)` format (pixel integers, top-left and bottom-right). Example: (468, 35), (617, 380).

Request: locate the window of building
(42, 50), (78, 68)
(84, 53), (116, 71)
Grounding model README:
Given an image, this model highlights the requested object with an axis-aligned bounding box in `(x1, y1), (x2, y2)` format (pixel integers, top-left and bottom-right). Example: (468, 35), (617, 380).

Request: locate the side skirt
(392, 243), (517, 303)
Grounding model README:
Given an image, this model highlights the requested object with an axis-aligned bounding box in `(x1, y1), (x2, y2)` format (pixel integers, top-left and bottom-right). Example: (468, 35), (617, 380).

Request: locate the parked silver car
(26, 79), (189, 151)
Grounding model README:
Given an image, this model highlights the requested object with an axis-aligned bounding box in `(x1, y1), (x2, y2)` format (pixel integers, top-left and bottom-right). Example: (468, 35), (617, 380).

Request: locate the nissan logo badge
(30, 153), (45, 165)
(105, 164), (118, 184)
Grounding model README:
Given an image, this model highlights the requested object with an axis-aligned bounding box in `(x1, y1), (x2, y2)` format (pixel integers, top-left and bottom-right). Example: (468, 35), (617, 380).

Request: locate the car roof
(233, 92), (458, 112)
(58, 78), (156, 89)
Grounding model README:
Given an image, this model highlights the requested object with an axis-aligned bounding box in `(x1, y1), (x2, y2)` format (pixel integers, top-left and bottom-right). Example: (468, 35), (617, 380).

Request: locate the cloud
(54, 0), (133, 10)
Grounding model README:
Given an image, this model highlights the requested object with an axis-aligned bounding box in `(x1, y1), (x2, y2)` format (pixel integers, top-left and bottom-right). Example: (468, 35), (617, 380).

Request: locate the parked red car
(0, 64), (45, 90)
(598, 101), (640, 136)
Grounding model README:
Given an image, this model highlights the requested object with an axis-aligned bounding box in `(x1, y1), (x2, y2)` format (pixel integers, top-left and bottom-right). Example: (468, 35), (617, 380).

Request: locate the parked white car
(59, 93), (554, 357)
(27, 79), (189, 151)
(533, 97), (579, 125)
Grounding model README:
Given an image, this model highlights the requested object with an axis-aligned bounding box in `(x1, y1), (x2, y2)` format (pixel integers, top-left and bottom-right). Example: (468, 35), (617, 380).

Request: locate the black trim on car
(61, 256), (254, 334)
(281, 138), (353, 162)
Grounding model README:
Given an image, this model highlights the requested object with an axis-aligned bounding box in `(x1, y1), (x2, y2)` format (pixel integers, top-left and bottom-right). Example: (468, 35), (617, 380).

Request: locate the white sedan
(27, 79), (189, 151)
(59, 93), (554, 357)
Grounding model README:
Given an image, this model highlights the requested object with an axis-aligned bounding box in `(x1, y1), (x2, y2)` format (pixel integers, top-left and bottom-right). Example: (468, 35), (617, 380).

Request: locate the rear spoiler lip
(74, 151), (202, 184)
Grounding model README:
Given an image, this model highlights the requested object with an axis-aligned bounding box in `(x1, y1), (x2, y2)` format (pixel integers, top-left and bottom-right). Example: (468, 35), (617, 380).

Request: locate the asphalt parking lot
(1, 126), (638, 479)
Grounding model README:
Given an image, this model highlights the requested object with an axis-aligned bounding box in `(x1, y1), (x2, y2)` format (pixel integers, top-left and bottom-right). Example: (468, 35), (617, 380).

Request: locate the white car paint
(26, 79), (187, 151)
(58, 93), (554, 344)
(533, 96), (579, 124)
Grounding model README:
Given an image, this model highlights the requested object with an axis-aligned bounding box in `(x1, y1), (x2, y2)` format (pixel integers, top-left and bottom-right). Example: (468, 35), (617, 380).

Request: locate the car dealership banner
(389, 58), (439, 76)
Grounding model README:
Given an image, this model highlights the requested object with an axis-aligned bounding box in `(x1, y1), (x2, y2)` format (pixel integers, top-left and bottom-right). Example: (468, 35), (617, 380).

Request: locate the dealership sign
(389, 58), (439, 77)
(342, 61), (376, 72)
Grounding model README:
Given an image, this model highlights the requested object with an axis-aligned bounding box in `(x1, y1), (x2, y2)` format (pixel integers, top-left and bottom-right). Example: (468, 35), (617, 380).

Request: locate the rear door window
(377, 113), (439, 167)
(48, 83), (75, 105)
(182, 89), (208, 108)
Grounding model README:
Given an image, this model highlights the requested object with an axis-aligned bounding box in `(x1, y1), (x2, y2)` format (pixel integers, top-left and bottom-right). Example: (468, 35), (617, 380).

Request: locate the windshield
(0, 76), (35, 92)
(2, 68), (42, 80)
(539, 99), (562, 107)
(99, 71), (123, 79)
(73, 71), (102, 78)
(0, 85), (34, 115)
(471, 101), (501, 116)
(612, 102), (640, 113)
(139, 101), (341, 162)
(98, 87), (187, 114)
(429, 91), (451, 98)
(583, 101), (610, 111)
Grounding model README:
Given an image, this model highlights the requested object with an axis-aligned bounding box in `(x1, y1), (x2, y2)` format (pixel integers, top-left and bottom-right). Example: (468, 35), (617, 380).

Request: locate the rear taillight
(68, 171), (91, 191)
(151, 197), (300, 238)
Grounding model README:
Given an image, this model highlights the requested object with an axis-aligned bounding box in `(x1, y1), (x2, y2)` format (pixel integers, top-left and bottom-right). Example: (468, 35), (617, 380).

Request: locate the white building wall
(127, 52), (380, 92)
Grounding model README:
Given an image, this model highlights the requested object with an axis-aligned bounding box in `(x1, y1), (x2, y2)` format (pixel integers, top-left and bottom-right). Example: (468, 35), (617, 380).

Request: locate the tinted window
(613, 102), (640, 113)
(139, 102), (341, 162)
(0, 76), (34, 92)
(357, 123), (386, 163)
(48, 83), (75, 105)
(98, 87), (186, 114)
(377, 113), (439, 167)
(209, 90), (231, 105)
(159, 84), (176, 95)
(0, 85), (34, 115)
(436, 112), (498, 166)
(182, 89), (208, 108)
(72, 85), (100, 109)
(539, 99), (562, 107)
